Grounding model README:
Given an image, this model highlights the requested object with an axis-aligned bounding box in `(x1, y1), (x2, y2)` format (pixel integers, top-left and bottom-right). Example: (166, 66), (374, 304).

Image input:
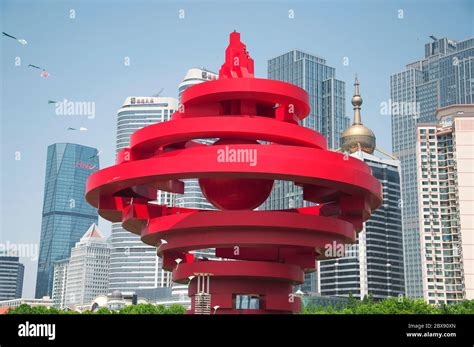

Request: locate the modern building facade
(52, 224), (110, 308)
(318, 152), (405, 299)
(262, 50), (349, 292)
(177, 67), (218, 99)
(318, 79), (404, 299)
(390, 37), (474, 298)
(35, 143), (99, 298)
(262, 50), (349, 211)
(416, 105), (474, 304)
(110, 96), (178, 293)
(51, 258), (68, 308)
(0, 255), (24, 301)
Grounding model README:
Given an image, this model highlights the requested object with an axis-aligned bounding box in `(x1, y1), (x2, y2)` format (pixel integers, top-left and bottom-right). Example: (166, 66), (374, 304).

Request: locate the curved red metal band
(129, 116), (327, 156)
(85, 32), (383, 314)
(86, 144), (381, 210)
(173, 260), (305, 284)
(142, 210), (355, 251)
(181, 78), (311, 119)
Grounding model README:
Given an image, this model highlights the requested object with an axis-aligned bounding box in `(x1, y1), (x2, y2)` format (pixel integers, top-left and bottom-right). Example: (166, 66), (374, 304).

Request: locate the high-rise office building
(110, 96), (178, 292)
(56, 224), (110, 307)
(262, 50), (349, 211)
(318, 79), (404, 299)
(0, 255), (24, 300)
(175, 68), (218, 211)
(51, 258), (68, 308)
(416, 105), (474, 304)
(35, 143), (99, 298)
(177, 67), (218, 99)
(262, 50), (349, 292)
(390, 37), (474, 298)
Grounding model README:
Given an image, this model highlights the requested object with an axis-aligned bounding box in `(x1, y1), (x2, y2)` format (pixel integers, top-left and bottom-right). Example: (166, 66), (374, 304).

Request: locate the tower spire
(352, 76), (362, 125)
(340, 76), (376, 154)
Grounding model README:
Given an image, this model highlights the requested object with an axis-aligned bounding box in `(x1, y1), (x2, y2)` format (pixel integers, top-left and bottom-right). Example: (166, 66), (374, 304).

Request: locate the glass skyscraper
(262, 50), (349, 211)
(109, 96), (178, 293)
(318, 151), (405, 299)
(390, 37), (474, 298)
(261, 50), (349, 291)
(35, 143), (99, 298)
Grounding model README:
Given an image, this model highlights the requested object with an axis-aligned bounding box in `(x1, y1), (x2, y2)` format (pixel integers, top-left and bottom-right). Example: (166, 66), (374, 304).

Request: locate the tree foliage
(6, 303), (186, 315)
(9, 299), (473, 315)
(303, 297), (474, 314)
(6, 304), (80, 314)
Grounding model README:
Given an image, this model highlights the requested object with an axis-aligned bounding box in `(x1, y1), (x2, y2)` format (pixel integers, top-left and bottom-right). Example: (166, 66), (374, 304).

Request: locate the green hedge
(302, 296), (474, 314)
(6, 303), (186, 315)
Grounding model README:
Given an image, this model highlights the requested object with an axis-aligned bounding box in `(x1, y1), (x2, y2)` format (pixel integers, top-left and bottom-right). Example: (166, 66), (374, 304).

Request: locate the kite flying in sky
(67, 127), (88, 131)
(28, 64), (51, 78)
(2, 31), (27, 45)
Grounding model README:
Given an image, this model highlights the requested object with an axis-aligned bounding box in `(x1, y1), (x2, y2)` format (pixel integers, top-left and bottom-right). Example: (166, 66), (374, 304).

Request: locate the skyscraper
(59, 224), (110, 307)
(261, 50), (349, 292)
(35, 143), (99, 298)
(262, 50), (349, 211)
(175, 68), (217, 211)
(416, 105), (474, 304)
(0, 255), (24, 300)
(177, 67), (218, 99)
(51, 258), (68, 308)
(390, 37), (474, 298)
(109, 96), (178, 293)
(318, 79), (404, 299)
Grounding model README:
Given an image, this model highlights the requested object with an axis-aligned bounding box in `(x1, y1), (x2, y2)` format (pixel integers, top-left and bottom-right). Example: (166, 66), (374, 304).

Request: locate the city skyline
(1, 0), (472, 298)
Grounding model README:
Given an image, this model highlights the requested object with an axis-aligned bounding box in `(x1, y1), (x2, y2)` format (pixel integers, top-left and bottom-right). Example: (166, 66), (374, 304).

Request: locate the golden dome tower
(340, 77), (376, 154)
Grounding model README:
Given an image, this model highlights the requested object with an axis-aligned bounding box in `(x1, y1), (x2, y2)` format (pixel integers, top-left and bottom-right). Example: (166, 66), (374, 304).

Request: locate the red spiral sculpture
(86, 32), (382, 314)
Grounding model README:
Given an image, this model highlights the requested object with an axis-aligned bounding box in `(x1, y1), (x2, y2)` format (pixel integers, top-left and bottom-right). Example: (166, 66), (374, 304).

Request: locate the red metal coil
(86, 32), (382, 314)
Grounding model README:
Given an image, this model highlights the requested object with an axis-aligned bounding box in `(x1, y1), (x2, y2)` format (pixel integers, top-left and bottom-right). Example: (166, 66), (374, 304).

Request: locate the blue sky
(1, 0), (472, 297)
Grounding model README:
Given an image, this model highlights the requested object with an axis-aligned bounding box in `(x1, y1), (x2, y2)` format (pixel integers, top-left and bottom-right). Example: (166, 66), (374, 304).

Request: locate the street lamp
(157, 239), (168, 251)
(175, 258), (182, 270)
(213, 305), (220, 314)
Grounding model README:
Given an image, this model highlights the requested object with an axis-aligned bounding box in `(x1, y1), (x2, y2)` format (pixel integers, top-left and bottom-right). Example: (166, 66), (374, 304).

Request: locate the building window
(234, 294), (260, 310)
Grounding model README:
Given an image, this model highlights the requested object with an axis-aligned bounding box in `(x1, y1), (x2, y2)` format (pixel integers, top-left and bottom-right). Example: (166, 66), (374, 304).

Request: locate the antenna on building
(429, 35), (438, 41)
(153, 88), (164, 97)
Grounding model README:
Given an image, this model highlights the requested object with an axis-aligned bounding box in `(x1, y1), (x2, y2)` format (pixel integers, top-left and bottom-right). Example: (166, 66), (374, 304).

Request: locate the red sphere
(199, 139), (274, 210)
